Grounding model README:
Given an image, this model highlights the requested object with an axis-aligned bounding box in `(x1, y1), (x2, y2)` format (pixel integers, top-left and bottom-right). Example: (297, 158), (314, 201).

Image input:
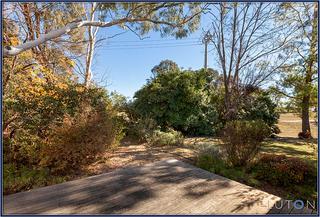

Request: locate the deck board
(3, 159), (314, 214)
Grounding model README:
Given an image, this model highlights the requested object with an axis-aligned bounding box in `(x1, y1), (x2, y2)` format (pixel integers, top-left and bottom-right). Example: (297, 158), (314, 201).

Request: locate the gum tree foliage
(3, 3), (86, 87)
(3, 2), (86, 136)
(78, 3), (206, 86)
(3, 2), (205, 88)
(272, 2), (318, 136)
(4, 2), (205, 57)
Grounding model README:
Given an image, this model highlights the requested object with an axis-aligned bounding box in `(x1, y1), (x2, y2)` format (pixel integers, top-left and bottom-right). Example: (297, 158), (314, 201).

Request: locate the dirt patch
(83, 143), (197, 176)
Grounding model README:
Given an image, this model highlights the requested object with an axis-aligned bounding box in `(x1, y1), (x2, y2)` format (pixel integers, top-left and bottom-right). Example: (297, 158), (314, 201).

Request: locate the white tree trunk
(84, 3), (99, 87)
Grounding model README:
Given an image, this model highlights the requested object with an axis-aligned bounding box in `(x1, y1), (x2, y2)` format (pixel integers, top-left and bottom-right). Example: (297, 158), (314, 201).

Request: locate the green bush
(147, 128), (184, 146)
(197, 154), (216, 171)
(133, 65), (221, 136)
(252, 154), (316, 187)
(241, 91), (280, 134)
(196, 150), (258, 185)
(221, 120), (270, 167)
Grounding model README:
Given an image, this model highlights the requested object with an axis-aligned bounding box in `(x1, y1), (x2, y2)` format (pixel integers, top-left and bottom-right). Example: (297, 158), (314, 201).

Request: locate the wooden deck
(3, 159), (316, 214)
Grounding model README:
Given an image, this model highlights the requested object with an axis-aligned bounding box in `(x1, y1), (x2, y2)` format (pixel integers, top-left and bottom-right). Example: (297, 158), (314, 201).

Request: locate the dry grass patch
(277, 113), (318, 138)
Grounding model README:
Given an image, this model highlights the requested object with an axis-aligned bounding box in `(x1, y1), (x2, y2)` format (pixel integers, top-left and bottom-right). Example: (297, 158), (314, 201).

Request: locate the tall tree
(273, 3), (318, 136)
(207, 3), (293, 120)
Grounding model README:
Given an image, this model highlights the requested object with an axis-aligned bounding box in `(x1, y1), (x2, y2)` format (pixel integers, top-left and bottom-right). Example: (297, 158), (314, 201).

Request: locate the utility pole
(202, 31), (212, 70)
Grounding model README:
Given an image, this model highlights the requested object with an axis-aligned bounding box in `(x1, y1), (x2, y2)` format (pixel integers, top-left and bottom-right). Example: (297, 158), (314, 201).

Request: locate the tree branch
(4, 14), (200, 57)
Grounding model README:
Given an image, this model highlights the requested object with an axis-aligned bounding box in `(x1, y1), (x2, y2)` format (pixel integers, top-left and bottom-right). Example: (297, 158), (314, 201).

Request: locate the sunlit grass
(262, 138), (317, 166)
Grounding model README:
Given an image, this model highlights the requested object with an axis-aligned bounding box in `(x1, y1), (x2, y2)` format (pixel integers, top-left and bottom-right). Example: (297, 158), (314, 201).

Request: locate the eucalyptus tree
(273, 2), (318, 136)
(4, 2), (205, 86)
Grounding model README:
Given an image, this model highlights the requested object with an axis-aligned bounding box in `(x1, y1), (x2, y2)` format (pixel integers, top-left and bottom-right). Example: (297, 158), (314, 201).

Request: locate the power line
(104, 41), (200, 48)
(106, 37), (200, 43)
(100, 43), (202, 50)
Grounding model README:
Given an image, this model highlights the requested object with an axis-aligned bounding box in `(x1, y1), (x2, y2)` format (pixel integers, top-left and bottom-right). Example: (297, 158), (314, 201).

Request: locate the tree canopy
(134, 64), (222, 136)
(3, 2), (205, 57)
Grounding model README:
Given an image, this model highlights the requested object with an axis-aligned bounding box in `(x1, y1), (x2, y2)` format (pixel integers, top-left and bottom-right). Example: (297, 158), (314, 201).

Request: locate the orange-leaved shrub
(253, 154), (316, 186)
(221, 120), (270, 167)
(38, 89), (125, 174)
(4, 80), (125, 192)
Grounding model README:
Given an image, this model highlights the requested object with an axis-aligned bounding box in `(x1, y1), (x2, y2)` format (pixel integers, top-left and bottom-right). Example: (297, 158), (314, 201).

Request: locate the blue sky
(92, 16), (214, 98)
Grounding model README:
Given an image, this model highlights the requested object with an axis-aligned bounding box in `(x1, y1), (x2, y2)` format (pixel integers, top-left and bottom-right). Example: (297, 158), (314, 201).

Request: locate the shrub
(4, 83), (125, 175)
(185, 108), (222, 136)
(197, 154), (216, 171)
(3, 133), (44, 166)
(133, 66), (221, 136)
(196, 150), (256, 184)
(252, 154), (316, 187)
(147, 128), (184, 146)
(39, 103), (124, 174)
(221, 120), (270, 167)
